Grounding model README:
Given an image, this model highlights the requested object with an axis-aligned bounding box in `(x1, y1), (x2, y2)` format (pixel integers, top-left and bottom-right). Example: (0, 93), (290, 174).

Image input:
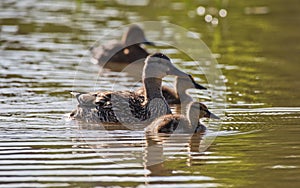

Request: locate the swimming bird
(135, 75), (206, 105)
(70, 53), (193, 125)
(145, 102), (219, 134)
(90, 24), (154, 66)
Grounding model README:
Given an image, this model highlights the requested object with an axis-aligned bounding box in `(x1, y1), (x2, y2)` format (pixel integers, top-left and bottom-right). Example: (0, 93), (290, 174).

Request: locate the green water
(1, 0), (300, 187)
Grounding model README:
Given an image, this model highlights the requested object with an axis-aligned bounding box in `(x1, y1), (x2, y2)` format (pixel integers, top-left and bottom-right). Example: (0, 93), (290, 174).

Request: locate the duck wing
(95, 91), (146, 125)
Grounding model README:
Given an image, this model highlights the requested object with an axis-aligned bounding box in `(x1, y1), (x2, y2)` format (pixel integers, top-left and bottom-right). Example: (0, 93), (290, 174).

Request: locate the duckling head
(188, 102), (219, 120)
(199, 103), (220, 119)
(143, 53), (190, 79)
(123, 25), (155, 46)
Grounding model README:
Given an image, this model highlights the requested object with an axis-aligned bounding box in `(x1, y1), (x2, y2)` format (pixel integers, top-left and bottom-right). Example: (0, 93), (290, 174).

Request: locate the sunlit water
(1, 0), (300, 187)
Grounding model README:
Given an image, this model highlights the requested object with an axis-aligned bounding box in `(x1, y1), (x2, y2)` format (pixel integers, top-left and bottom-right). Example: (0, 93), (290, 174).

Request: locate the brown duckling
(145, 102), (219, 134)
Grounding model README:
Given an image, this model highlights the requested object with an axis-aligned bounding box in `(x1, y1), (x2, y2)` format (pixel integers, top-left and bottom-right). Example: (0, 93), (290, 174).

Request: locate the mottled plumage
(70, 53), (191, 125)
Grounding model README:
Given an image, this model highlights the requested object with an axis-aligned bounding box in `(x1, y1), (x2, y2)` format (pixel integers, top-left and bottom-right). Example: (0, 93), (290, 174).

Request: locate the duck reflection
(71, 117), (212, 179)
(143, 99), (219, 176)
(143, 130), (206, 176)
(143, 134), (168, 176)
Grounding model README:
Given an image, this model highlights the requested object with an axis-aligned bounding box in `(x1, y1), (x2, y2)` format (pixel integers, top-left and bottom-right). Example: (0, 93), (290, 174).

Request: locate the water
(1, 0), (300, 187)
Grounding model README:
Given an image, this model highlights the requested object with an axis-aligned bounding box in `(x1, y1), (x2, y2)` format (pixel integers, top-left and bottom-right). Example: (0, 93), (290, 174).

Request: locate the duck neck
(178, 91), (193, 107)
(143, 77), (164, 100)
(175, 78), (193, 108)
(187, 103), (200, 130)
(177, 90), (193, 115)
(143, 77), (172, 115)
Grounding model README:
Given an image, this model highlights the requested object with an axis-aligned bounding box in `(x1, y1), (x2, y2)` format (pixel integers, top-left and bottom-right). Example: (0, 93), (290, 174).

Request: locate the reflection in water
(143, 132), (205, 176)
(74, 123), (208, 179)
(144, 134), (168, 176)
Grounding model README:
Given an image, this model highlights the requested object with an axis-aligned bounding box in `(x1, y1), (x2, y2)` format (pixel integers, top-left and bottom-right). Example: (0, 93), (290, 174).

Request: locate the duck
(90, 24), (154, 66)
(135, 75), (206, 105)
(145, 101), (219, 134)
(70, 53), (196, 125)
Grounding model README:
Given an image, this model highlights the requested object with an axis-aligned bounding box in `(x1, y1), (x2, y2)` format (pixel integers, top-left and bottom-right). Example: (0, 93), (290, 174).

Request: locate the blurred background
(1, 0), (300, 187)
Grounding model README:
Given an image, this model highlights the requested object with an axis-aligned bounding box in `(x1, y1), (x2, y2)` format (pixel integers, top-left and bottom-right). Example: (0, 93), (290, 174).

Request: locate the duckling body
(145, 102), (219, 134)
(90, 25), (153, 65)
(145, 113), (189, 134)
(70, 53), (191, 124)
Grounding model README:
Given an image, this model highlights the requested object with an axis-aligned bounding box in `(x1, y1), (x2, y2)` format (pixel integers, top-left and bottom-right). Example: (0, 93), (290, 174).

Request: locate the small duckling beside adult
(145, 101), (219, 134)
(144, 74), (216, 134)
(70, 53), (202, 125)
(90, 24), (154, 69)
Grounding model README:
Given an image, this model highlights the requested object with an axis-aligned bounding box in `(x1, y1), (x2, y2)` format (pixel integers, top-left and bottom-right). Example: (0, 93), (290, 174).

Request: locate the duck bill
(167, 66), (190, 78)
(188, 75), (207, 90)
(195, 83), (207, 90)
(205, 111), (220, 119)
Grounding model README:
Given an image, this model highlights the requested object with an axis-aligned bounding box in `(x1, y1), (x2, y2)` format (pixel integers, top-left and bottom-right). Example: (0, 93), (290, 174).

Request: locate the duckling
(145, 102), (219, 134)
(70, 53), (193, 125)
(90, 24), (154, 66)
(135, 75), (206, 105)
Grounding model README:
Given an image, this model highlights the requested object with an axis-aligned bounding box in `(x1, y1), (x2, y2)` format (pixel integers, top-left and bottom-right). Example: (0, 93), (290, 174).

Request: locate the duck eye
(123, 48), (129, 55)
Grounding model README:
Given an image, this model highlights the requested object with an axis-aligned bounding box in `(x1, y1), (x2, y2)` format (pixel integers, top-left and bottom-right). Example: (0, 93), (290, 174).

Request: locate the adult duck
(135, 75), (206, 105)
(90, 24), (154, 66)
(145, 101), (219, 134)
(70, 53), (196, 125)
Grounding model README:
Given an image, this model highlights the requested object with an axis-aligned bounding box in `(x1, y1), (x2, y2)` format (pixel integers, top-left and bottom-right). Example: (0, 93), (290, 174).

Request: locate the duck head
(123, 25), (155, 46)
(143, 53), (190, 79)
(189, 102), (220, 120)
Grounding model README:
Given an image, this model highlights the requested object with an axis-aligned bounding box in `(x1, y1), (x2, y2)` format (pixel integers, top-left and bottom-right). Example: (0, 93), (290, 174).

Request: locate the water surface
(1, 0), (300, 187)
